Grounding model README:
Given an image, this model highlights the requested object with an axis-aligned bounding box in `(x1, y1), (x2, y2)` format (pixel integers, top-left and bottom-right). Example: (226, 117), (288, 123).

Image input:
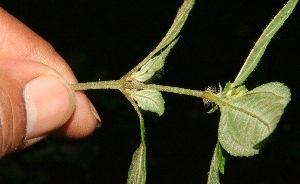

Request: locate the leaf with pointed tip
(218, 82), (291, 156)
(127, 144), (146, 184)
(131, 39), (178, 82)
(125, 0), (194, 78)
(207, 142), (225, 184)
(130, 89), (165, 116)
(231, 0), (298, 89)
(125, 93), (147, 184)
(155, 0), (194, 50)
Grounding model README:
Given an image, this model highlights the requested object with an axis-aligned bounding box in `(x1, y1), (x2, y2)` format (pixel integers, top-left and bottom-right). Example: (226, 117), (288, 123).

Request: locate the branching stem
(72, 80), (221, 104)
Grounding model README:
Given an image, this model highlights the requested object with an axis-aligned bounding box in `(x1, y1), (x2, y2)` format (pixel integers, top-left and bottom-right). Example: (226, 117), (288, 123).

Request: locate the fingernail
(88, 101), (101, 128)
(24, 75), (74, 139)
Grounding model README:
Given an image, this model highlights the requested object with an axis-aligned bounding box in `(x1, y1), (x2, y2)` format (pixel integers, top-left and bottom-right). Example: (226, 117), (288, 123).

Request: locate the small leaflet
(207, 143), (221, 184)
(127, 144), (146, 184)
(218, 145), (226, 175)
(131, 39), (178, 82)
(130, 89), (165, 116)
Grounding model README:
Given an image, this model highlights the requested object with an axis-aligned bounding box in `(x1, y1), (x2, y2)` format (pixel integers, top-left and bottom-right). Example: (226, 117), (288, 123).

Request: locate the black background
(0, 0), (300, 183)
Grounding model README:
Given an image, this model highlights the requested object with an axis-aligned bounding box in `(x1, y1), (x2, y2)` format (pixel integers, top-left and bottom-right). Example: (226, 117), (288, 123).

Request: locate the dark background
(0, 0), (299, 183)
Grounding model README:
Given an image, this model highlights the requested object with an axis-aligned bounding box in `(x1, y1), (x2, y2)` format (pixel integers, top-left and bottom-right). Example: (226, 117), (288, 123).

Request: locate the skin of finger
(0, 8), (99, 138)
(0, 74), (26, 158)
(56, 91), (100, 138)
(0, 60), (75, 153)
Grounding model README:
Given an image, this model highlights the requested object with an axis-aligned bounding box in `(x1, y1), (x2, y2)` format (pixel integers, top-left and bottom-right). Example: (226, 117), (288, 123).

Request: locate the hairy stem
(72, 80), (221, 104)
(72, 80), (121, 90)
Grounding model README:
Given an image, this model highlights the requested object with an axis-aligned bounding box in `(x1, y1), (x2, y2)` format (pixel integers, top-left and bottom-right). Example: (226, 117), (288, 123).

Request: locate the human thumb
(0, 60), (75, 158)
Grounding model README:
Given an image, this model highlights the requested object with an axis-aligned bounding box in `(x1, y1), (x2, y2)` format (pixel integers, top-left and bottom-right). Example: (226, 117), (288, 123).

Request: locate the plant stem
(72, 80), (221, 104)
(72, 80), (121, 90)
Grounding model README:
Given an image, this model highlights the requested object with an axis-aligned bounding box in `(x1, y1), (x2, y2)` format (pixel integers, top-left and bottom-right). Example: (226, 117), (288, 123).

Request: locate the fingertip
(24, 74), (75, 139)
(56, 91), (100, 138)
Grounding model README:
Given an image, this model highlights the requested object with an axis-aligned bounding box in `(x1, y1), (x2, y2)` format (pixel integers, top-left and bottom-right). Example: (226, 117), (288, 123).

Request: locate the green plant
(72, 0), (298, 183)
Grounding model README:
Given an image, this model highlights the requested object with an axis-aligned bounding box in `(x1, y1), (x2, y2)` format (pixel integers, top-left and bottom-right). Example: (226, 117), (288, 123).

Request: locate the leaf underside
(131, 39), (178, 82)
(218, 82), (290, 156)
(130, 89), (165, 116)
(127, 144), (146, 184)
(207, 143), (224, 184)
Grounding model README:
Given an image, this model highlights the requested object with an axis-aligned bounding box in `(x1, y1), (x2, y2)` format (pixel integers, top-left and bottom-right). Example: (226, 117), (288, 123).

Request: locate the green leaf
(130, 89), (165, 116)
(207, 142), (225, 184)
(155, 0), (194, 50)
(231, 0), (298, 89)
(218, 145), (226, 174)
(126, 108), (147, 184)
(131, 38), (178, 82)
(222, 81), (248, 98)
(222, 81), (232, 96)
(127, 144), (146, 184)
(124, 0), (194, 78)
(218, 82), (291, 156)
